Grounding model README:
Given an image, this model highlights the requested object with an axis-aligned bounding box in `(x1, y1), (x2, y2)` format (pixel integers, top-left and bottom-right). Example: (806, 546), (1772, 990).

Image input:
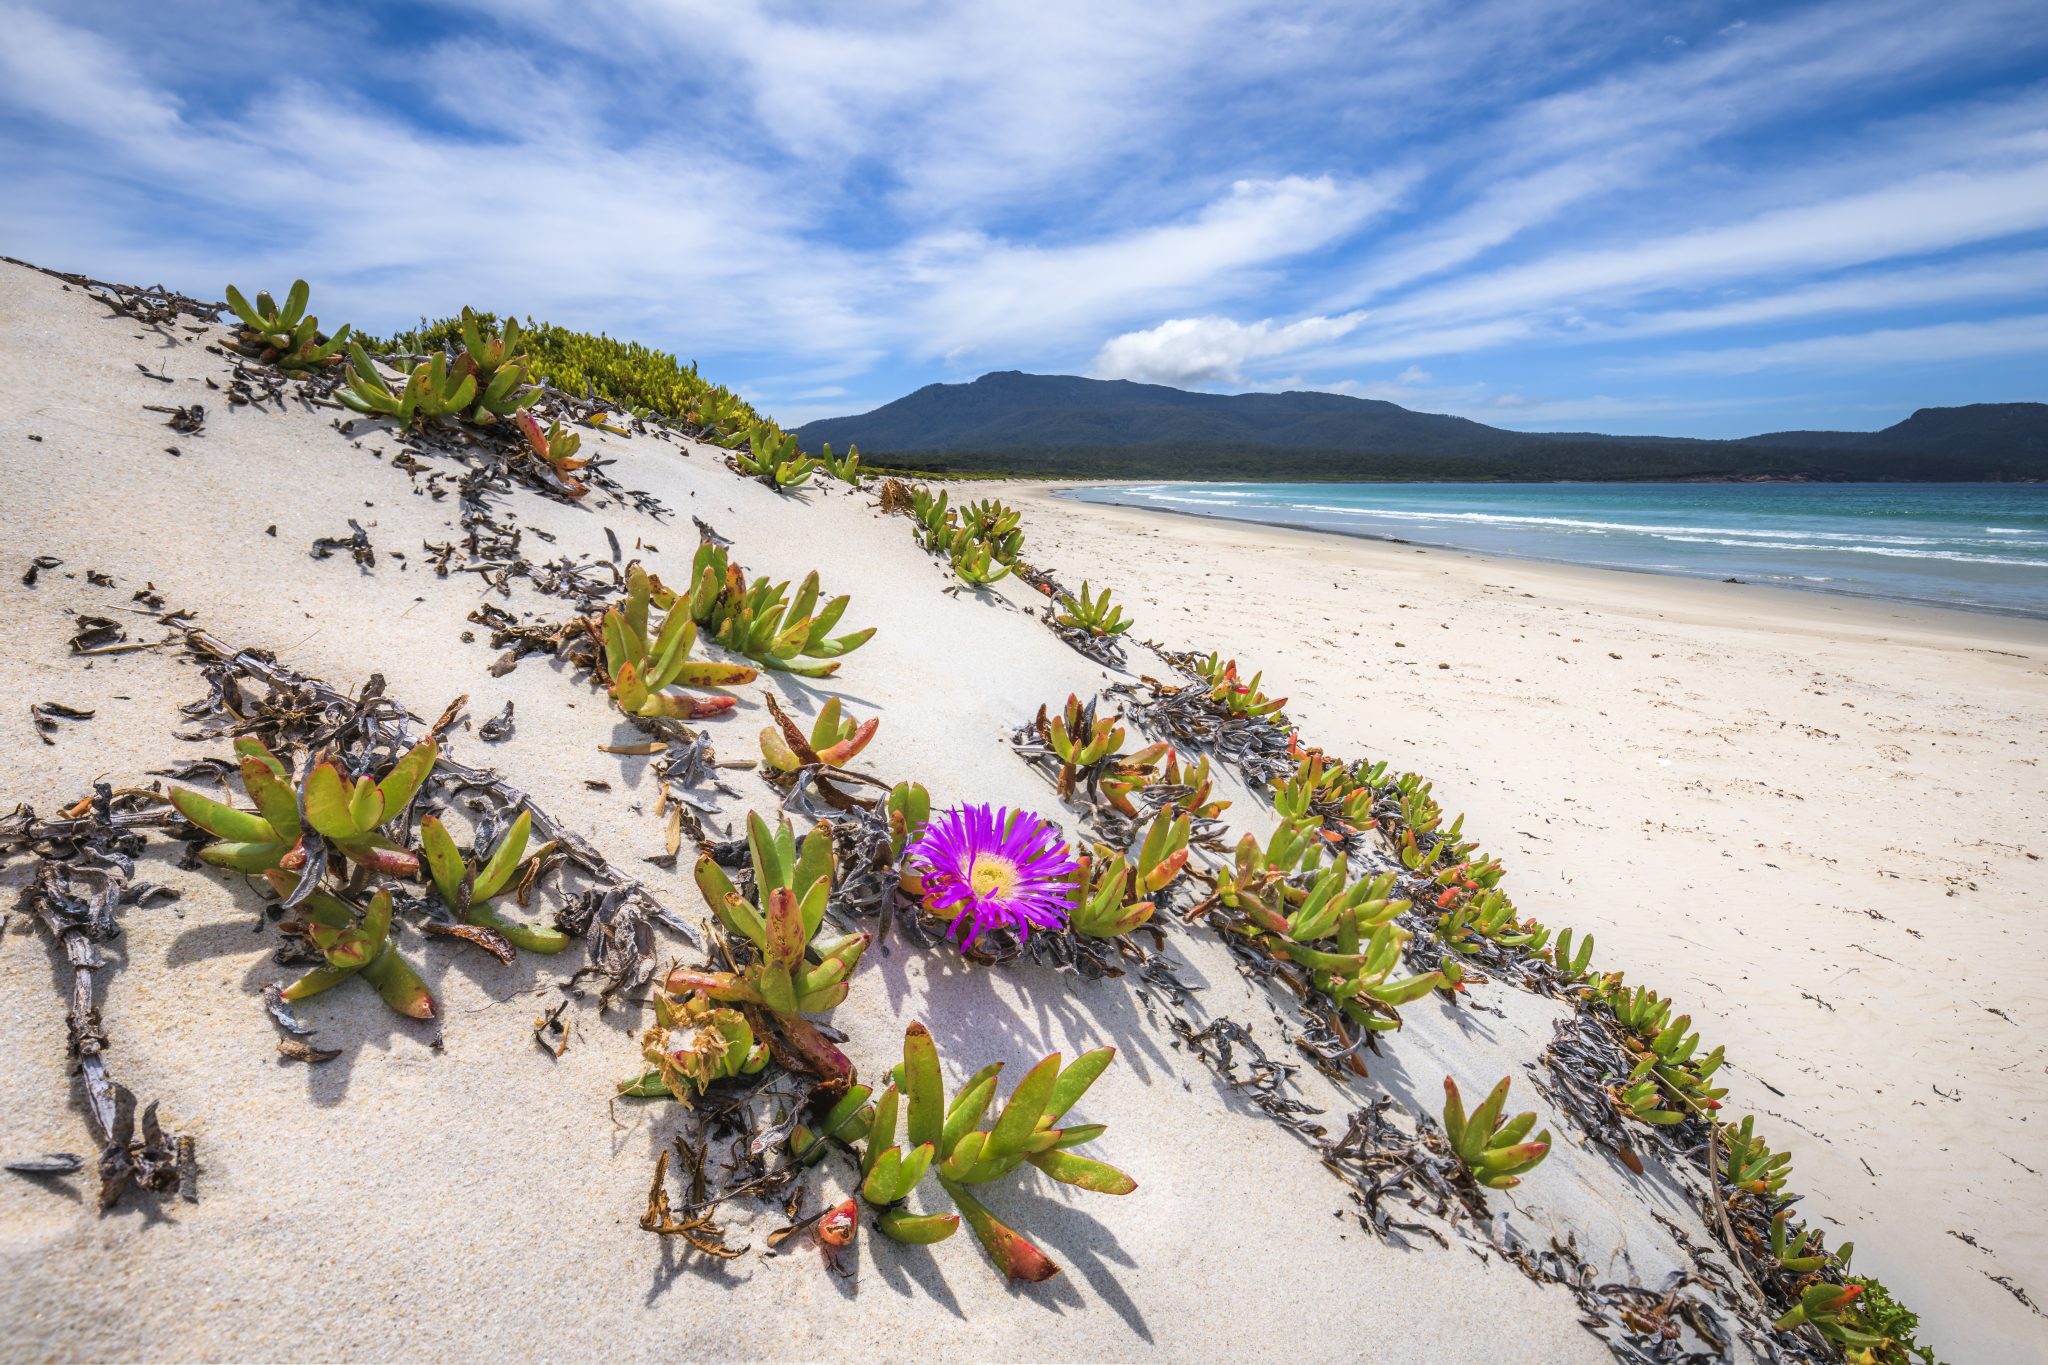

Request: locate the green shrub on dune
(359, 311), (768, 442)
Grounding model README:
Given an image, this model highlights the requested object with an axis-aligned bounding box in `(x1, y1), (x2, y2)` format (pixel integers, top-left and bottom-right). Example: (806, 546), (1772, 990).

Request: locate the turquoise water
(1060, 482), (2048, 617)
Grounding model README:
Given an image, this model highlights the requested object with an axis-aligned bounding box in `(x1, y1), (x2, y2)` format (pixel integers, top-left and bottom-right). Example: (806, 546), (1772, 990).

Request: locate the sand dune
(0, 258), (2039, 1362)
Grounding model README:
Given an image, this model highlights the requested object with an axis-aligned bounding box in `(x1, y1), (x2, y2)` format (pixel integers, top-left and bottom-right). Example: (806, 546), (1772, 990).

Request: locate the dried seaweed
(180, 629), (703, 1004)
(29, 701), (95, 745)
(144, 403), (206, 434)
(1106, 673), (1294, 790)
(310, 519), (375, 569)
(1169, 1015), (1328, 1139)
(7, 793), (195, 1209)
(1, 256), (224, 330)
(478, 701), (516, 742)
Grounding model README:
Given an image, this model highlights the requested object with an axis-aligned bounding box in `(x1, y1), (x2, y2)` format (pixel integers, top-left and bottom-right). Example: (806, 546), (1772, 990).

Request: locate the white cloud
(900, 176), (1401, 359)
(1627, 313), (2048, 374)
(1089, 310), (1370, 385)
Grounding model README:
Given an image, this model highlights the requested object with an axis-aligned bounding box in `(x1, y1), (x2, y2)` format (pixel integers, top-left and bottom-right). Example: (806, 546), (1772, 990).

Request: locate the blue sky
(3, 1), (2046, 437)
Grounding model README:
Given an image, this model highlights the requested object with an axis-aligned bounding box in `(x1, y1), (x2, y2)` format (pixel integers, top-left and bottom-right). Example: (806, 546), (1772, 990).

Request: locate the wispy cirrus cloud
(1, 0), (2045, 436)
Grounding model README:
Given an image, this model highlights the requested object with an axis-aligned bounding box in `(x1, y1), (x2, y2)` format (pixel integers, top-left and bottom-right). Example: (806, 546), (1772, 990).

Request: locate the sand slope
(0, 261), (1635, 1362)
(0, 258), (2033, 1362)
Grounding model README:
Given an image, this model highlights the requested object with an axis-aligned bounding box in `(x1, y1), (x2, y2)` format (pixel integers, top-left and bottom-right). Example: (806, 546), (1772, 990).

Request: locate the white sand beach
(1000, 479), (2048, 1361)
(1, 259), (2041, 1364)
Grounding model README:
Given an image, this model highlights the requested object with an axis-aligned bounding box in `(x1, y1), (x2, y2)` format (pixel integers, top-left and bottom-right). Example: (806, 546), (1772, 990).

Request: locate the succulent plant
(337, 343), (477, 428)
(168, 737), (308, 873)
(625, 991), (769, 1100)
(912, 487), (953, 545)
(733, 428), (818, 489)
(1441, 1075), (1552, 1189)
(1722, 1115), (1793, 1197)
(885, 781), (931, 862)
(760, 696), (878, 774)
(1054, 582), (1132, 638)
(819, 441), (864, 485)
(515, 409), (590, 496)
(1596, 981), (1728, 1115)
(1773, 1283), (1884, 1352)
(1195, 655), (1288, 722)
(178, 737), (434, 878)
(1767, 1210), (1834, 1275)
(261, 872), (434, 1019)
(1067, 813), (1188, 940)
(224, 280), (351, 371)
(946, 527), (1014, 586)
(419, 810), (567, 954)
(1041, 693), (1131, 800)
(362, 313), (771, 440)
(450, 307), (541, 424)
(1215, 839), (1447, 1030)
(1612, 1063), (1687, 1126)
(791, 1083), (876, 1163)
(959, 499), (1024, 563)
(673, 813), (869, 1016)
(601, 563), (758, 719)
(855, 1022), (1134, 1281)
(1548, 926), (1595, 981)
(1108, 747), (1230, 824)
(300, 740), (438, 877)
(1274, 752), (1377, 833)
(681, 542), (874, 677)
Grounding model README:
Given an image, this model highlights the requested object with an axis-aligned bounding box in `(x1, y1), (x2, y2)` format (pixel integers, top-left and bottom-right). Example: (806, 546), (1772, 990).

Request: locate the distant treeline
(859, 441), (2044, 483)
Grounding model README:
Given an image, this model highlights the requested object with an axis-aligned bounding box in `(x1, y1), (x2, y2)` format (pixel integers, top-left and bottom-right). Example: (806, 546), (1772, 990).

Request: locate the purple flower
(906, 804), (1078, 947)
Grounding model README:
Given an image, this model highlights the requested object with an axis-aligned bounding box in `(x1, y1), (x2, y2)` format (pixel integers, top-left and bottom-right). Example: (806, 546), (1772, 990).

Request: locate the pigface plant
(682, 542), (875, 677)
(261, 873), (434, 1019)
(818, 441), (864, 485)
(299, 740), (439, 877)
(732, 427), (818, 489)
(601, 563), (758, 719)
(946, 528), (1013, 586)
(854, 1022), (1135, 1281)
(449, 307), (541, 425)
(1441, 1075), (1552, 1190)
(337, 344), (478, 429)
(515, 409), (591, 497)
(419, 810), (567, 954)
(168, 737), (309, 874)
(1053, 582), (1133, 639)
(676, 813), (870, 1021)
(759, 696), (879, 776)
(224, 280), (351, 372)
(625, 992), (770, 1101)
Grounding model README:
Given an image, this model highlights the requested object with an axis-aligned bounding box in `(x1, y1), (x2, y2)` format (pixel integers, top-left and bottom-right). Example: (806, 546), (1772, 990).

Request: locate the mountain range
(794, 372), (2048, 482)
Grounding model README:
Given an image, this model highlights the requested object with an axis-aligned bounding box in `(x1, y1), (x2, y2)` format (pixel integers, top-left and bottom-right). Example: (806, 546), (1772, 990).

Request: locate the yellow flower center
(968, 852), (1022, 899)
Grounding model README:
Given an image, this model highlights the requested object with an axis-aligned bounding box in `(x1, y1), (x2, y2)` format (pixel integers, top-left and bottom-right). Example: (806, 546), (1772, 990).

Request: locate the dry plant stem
(36, 865), (122, 1150)
(182, 628), (699, 951)
(10, 830), (194, 1209)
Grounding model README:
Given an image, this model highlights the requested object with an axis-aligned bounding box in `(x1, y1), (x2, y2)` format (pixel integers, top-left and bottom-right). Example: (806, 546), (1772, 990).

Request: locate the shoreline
(1043, 479), (2048, 625)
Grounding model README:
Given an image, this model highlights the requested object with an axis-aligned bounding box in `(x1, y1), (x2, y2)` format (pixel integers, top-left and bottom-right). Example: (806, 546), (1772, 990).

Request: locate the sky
(3, 1), (2047, 438)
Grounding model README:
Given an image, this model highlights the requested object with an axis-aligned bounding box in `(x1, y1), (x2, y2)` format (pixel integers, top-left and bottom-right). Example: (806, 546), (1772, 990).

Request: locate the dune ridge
(1, 259), (2038, 1363)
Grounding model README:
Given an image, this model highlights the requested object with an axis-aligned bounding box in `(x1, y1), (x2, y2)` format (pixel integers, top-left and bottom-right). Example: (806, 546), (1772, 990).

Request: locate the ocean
(1058, 482), (2048, 618)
